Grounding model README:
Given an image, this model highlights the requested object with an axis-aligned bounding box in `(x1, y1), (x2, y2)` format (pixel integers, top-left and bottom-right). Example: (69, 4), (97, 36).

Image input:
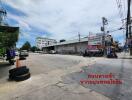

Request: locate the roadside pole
(101, 17), (108, 56)
(126, 0), (132, 55)
(129, 0), (132, 56)
(78, 33), (81, 55)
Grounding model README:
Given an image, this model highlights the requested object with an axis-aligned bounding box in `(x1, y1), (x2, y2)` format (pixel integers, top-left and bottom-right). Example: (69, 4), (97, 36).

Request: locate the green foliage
(0, 26), (19, 48)
(30, 46), (37, 52)
(0, 48), (6, 56)
(21, 41), (31, 51)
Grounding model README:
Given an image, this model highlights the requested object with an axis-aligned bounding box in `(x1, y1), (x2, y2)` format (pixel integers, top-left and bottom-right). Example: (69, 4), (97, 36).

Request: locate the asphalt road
(64, 53), (132, 100)
(0, 53), (131, 100)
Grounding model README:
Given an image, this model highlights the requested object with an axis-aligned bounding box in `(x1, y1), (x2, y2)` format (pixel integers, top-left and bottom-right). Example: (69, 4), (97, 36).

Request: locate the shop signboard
(88, 33), (104, 45)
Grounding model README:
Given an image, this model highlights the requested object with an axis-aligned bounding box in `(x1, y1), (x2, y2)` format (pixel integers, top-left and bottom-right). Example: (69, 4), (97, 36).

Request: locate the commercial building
(36, 37), (57, 49)
(88, 33), (113, 50)
(42, 33), (114, 55)
(42, 37), (88, 54)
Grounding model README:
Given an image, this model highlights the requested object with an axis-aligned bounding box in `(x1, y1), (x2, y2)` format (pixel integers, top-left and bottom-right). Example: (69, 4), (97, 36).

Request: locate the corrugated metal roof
(36, 37), (56, 41)
(44, 37), (88, 47)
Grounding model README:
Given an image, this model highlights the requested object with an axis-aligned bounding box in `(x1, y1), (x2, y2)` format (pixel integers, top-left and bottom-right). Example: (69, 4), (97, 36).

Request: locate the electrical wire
(107, 27), (124, 33)
(123, 0), (126, 18)
(115, 0), (127, 39)
(116, 0), (124, 19)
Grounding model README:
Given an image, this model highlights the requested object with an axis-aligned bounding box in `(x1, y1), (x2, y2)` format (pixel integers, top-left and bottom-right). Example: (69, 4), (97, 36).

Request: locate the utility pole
(101, 17), (108, 56)
(78, 33), (80, 42)
(78, 33), (81, 55)
(126, 0), (132, 55)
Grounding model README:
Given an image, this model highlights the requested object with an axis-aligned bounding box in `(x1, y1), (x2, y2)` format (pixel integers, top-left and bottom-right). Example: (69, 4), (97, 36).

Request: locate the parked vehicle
(83, 48), (104, 57)
(19, 50), (29, 59)
(6, 48), (16, 65)
(49, 50), (56, 54)
(83, 33), (104, 57)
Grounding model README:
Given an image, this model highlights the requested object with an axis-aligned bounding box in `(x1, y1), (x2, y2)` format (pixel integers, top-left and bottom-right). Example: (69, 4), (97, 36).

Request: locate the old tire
(9, 66), (27, 74)
(9, 68), (29, 79)
(14, 73), (31, 81)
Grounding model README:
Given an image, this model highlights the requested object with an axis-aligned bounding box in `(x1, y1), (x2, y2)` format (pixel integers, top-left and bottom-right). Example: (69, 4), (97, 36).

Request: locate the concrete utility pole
(101, 17), (108, 56)
(78, 33), (81, 54)
(78, 33), (80, 42)
(126, 0), (132, 55)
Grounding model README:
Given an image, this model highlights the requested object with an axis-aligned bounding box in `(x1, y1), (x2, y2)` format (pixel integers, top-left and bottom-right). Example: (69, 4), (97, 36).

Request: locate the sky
(0, 0), (129, 47)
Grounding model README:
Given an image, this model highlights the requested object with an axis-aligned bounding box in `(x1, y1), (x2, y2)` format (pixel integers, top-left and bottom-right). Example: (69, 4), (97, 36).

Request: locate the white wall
(36, 38), (56, 49)
(55, 42), (88, 54)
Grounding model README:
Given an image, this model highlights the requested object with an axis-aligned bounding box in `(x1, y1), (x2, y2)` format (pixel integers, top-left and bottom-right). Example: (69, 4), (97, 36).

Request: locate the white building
(36, 37), (57, 49)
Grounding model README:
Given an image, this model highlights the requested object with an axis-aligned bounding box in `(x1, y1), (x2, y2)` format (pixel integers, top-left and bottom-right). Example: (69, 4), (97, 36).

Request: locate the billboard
(88, 33), (104, 45)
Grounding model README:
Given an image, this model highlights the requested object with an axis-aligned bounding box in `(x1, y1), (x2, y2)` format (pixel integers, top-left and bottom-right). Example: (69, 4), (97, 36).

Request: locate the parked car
(49, 50), (56, 54)
(19, 50), (29, 57)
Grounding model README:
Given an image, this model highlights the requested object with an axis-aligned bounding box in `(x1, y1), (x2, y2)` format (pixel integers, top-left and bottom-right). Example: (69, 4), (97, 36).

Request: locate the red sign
(87, 45), (97, 50)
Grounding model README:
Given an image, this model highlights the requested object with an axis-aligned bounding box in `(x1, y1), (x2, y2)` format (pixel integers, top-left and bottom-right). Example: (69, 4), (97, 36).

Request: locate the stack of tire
(9, 66), (30, 81)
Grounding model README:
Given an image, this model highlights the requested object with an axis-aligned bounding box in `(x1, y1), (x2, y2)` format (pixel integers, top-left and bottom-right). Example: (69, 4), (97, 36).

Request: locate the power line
(107, 27), (124, 33)
(115, 0), (127, 21)
(123, 0), (126, 17)
(115, 0), (127, 37)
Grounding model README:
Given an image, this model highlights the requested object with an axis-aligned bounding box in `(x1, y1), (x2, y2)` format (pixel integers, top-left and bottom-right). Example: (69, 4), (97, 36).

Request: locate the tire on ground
(9, 66), (27, 74)
(9, 68), (29, 79)
(14, 73), (31, 81)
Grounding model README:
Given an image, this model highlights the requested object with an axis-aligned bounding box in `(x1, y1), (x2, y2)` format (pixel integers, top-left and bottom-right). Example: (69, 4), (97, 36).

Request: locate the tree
(0, 26), (19, 48)
(21, 41), (31, 51)
(30, 46), (37, 52)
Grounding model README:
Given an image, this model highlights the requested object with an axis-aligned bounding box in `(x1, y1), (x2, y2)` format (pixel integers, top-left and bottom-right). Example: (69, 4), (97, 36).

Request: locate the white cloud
(7, 13), (31, 31)
(3, 0), (127, 43)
